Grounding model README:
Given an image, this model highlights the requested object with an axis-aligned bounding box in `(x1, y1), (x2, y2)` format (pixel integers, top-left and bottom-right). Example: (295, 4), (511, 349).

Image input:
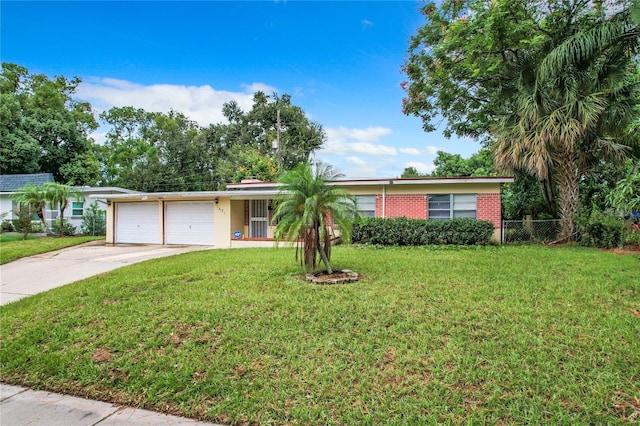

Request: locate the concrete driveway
(0, 242), (212, 306)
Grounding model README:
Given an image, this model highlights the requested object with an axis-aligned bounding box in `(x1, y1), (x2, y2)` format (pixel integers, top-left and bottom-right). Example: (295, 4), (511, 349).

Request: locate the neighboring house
(63, 186), (141, 231)
(0, 173), (55, 227)
(97, 176), (513, 246)
(0, 173), (137, 233)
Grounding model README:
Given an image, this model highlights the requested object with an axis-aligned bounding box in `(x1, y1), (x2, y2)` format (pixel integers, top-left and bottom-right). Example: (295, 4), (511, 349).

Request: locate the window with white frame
(354, 195), (376, 218)
(428, 194), (476, 220)
(72, 201), (84, 216)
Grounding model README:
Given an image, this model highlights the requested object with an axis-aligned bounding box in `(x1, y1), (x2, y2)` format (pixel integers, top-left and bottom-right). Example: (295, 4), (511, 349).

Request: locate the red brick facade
(476, 193), (502, 228)
(376, 194), (427, 220)
(372, 192), (502, 229)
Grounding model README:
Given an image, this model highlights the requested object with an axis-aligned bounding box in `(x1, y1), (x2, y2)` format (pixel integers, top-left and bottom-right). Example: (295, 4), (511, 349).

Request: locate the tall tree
(272, 162), (358, 274)
(98, 107), (203, 191)
(217, 92), (326, 175)
(403, 0), (640, 239)
(492, 3), (639, 238)
(0, 63), (99, 185)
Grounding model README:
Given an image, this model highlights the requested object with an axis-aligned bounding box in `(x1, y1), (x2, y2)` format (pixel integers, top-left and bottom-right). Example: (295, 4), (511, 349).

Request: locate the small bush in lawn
(52, 218), (77, 236)
(623, 223), (640, 248)
(352, 217), (494, 246)
(1, 220), (14, 233)
(577, 208), (625, 248)
(11, 206), (35, 238)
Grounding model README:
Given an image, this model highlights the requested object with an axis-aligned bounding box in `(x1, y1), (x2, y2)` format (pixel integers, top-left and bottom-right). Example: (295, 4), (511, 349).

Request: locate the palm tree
(493, 6), (639, 240)
(43, 182), (83, 229)
(11, 183), (49, 231)
(272, 162), (358, 274)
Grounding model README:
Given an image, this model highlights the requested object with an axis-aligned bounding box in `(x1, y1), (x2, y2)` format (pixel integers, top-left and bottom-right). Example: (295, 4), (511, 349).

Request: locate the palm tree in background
(43, 182), (83, 229)
(493, 4), (639, 240)
(272, 162), (358, 274)
(13, 182), (84, 234)
(12, 183), (49, 231)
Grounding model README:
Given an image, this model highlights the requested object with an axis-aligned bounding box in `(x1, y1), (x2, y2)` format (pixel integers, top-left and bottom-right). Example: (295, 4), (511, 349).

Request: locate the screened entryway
(249, 199), (269, 238)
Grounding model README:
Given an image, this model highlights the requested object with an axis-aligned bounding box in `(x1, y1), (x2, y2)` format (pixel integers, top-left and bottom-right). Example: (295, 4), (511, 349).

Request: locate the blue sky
(2, 0), (481, 178)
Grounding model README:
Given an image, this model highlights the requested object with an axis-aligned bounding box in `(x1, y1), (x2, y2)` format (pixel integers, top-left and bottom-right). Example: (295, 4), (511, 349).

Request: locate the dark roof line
(0, 173), (55, 193)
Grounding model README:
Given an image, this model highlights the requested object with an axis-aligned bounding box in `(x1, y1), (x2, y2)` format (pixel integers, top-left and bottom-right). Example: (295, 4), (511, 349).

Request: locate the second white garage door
(165, 201), (214, 245)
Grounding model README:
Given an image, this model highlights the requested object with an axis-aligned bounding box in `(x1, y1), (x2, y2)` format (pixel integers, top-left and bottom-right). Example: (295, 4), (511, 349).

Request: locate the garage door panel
(116, 203), (160, 244)
(165, 202), (214, 245)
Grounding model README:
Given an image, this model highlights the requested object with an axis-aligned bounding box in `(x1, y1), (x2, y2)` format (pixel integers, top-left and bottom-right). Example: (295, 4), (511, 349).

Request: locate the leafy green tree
(219, 92), (326, 173)
(607, 161), (640, 213)
(228, 149), (280, 183)
(98, 107), (203, 191)
(80, 201), (106, 236)
(400, 166), (427, 178)
(12, 205), (34, 239)
(272, 162), (358, 274)
(0, 63), (100, 185)
(431, 149), (494, 177)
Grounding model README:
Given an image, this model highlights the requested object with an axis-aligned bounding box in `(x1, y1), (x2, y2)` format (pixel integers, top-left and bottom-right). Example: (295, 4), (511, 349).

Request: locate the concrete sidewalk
(0, 242), (212, 305)
(0, 384), (221, 425)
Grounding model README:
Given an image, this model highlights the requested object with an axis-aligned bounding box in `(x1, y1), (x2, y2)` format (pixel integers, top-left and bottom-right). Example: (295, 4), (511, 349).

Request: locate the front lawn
(1, 246), (638, 424)
(0, 233), (37, 243)
(0, 235), (104, 264)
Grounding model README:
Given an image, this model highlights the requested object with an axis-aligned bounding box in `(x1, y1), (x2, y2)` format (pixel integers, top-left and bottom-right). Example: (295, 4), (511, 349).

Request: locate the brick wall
(377, 194), (427, 219)
(476, 193), (501, 228)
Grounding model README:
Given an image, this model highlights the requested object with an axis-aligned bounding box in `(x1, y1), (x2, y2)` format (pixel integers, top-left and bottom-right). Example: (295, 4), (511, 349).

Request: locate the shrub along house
(97, 176), (513, 246)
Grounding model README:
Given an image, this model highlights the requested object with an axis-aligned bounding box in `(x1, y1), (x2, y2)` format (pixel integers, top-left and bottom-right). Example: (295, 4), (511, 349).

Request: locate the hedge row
(352, 217), (495, 246)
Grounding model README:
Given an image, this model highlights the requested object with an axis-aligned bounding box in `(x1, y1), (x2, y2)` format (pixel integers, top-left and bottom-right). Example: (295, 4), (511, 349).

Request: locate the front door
(249, 200), (268, 238)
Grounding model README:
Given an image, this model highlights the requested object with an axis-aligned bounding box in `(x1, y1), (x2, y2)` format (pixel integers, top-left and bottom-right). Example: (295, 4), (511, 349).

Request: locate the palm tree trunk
(317, 226), (333, 274)
(540, 178), (558, 218)
(304, 226), (316, 271)
(555, 154), (579, 241)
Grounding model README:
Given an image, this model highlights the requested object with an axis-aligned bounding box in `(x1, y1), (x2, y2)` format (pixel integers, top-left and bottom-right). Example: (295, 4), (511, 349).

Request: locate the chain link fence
(80, 213), (106, 236)
(502, 219), (561, 244)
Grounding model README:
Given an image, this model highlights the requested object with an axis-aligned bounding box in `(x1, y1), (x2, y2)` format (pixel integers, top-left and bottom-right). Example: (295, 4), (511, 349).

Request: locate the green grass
(0, 235), (104, 264)
(1, 246), (639, 424)
(0, 233), (37, 243)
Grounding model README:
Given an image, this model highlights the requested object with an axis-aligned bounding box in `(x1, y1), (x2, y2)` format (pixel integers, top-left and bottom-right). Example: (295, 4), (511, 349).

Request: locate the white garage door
(165, 201), (214, 245)
(116, 202), (161, 244)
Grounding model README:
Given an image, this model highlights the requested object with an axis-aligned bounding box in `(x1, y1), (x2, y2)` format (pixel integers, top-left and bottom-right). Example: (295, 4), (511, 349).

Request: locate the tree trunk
(304, 226), (316, 272)
(540, 178), (558, 218)
(555, 155), (580, 241)
(317, 226), (333, 274)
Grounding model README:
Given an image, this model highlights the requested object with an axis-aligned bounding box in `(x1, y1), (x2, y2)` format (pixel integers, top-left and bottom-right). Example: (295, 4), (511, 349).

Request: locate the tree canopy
(403, 0), (640, 238)
(0, 63), (100, 185)
(1, 62), (325, 191)
(401, 149), (494, 178)
(96, 92), (325, 191)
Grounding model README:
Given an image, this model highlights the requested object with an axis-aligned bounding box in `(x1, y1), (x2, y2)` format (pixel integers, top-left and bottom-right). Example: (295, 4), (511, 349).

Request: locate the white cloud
(405, 161), (435, 174)
(399, 145), (446, 156)
(399, 147), (421, 155)
(425, 145), (445, 155)
(345, 156), (367, 166)
(362, 19), (374, 28)
(77, 78), (277, 127)
(241, 82), (278, 94)
(321, 126), (396, 156)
